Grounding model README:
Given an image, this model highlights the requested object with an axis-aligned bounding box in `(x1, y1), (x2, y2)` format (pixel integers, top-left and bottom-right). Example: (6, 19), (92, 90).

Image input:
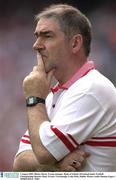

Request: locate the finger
(75, 149), (89, 158)
(65, 165), (76, 172)
(72, 156), (86, 170)
(72, 161), (81, 170)
(33, 66), (38, 72)
(37, 53), (45, 71)
(79, 151), (90, 158)
(85, 152), (90, 157)
(78, 156), (85, 163)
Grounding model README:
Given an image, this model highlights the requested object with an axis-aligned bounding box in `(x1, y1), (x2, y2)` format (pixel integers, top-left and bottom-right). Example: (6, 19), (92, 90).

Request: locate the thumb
(85, 152), (90, 158)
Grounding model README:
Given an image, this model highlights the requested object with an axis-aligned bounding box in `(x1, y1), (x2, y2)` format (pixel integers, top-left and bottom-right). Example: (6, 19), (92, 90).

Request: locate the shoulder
(63, 69), (116, 107)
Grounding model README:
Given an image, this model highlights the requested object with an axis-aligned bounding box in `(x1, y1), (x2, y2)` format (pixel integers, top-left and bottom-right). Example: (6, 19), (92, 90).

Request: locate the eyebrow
(34, 30), (53, 37)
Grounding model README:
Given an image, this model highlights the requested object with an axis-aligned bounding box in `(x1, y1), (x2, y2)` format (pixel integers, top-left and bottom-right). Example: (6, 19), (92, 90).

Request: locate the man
(13, 4), (116, 171)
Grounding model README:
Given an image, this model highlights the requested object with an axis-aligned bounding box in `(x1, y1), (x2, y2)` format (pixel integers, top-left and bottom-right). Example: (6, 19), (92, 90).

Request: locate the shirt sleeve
(39, 92), (104, 161)
(16, 130), (32, 156)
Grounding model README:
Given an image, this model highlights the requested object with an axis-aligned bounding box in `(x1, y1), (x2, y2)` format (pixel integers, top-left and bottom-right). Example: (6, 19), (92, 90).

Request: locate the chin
(45, 65), (56, 73)
(45, 66), (50, 73)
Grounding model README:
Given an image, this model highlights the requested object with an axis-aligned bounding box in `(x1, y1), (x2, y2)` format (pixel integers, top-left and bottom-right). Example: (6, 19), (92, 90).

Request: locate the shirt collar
(51, 60), (95, 94)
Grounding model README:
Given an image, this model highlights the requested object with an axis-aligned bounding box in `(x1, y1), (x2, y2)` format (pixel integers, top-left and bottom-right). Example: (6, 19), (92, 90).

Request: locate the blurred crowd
(90, 4), (116, 83)
(0, 1), (116, 171)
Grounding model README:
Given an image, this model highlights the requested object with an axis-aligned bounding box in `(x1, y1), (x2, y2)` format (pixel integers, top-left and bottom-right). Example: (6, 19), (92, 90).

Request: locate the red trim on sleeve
(23, 135), (30, 138)
(83, 137), (116, 147)
(67, 133), (79, 147)
(92, 136), (116, 140)
(50, 126), (116, 148)
(85, 140), (116, 147)
(21, 133), (30, 144)
(51, 126), (76, 152)
(21, 139), (31, 144)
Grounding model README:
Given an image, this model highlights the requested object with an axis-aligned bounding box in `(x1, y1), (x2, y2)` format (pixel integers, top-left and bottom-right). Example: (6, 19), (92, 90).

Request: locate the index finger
(37, 53), (45, 71)
(74, 149), (90, 158)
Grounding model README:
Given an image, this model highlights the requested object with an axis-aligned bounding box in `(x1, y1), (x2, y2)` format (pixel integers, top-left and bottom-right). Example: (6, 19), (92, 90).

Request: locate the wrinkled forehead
(35, 17), (61, 32)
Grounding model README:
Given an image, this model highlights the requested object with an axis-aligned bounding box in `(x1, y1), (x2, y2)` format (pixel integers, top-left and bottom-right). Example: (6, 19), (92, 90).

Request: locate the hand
(56, 149), (89, 171)
(23, 53), (54, 98)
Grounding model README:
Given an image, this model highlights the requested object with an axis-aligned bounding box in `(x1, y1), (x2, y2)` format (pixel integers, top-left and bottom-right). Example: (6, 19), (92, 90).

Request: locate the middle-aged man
(13, 4), (116, 171)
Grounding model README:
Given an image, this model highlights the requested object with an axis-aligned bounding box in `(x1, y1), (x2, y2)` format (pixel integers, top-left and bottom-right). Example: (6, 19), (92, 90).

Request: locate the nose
(33, 40), (38, 50)
(33, 38), (45, 52)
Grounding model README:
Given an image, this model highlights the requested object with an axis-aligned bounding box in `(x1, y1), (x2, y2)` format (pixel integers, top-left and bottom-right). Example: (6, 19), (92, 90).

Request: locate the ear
(71, 34), (83, 54)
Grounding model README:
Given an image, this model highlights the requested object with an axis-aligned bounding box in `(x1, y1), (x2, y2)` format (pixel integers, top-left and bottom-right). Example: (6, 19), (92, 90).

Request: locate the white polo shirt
(17, 61), (116, 171)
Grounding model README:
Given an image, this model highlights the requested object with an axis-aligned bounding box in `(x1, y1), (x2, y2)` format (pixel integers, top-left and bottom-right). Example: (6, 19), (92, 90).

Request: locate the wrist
(26, 96), (45, 107)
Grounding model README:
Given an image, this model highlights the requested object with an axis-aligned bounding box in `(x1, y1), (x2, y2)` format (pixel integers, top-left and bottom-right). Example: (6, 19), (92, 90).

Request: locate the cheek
(51, 45), (66, 57)
(47, 40), (69, 60)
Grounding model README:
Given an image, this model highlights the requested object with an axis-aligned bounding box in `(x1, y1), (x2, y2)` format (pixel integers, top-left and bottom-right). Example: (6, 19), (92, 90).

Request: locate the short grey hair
(36, 4), (92, 56)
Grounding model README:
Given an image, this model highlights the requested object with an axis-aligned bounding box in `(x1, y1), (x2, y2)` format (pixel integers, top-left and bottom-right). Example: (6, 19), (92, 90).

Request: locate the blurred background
(0, 0), (116, 171)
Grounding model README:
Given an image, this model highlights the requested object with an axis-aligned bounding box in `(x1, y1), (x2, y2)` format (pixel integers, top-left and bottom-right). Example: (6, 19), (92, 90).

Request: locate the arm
(13, 150), (40, 172)
(13, 150), (56, 171)
(13, 149), (88, 172)
(23, 54), (56, 164)
(27, 103), (56, 164)
(13, 129), (88, 172)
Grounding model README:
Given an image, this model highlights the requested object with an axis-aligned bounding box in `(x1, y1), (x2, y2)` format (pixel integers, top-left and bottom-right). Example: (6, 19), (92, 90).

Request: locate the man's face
(33, 18), (71, 73)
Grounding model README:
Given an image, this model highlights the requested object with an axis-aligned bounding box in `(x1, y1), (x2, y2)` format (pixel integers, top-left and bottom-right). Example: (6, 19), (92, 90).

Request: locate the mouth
(39, 52), (47, 58)
(37, 51), (47, 58)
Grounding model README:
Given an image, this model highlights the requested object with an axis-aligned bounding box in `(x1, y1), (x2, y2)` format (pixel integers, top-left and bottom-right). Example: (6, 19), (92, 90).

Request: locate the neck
(54, 56), (87, 85)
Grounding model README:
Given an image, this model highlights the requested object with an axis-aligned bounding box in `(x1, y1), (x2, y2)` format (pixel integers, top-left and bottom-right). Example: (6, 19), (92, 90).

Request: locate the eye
(45, 34), (52, 38)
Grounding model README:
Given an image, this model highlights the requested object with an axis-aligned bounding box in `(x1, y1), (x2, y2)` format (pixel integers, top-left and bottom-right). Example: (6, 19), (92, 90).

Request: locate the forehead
(35, 18), (61, 33)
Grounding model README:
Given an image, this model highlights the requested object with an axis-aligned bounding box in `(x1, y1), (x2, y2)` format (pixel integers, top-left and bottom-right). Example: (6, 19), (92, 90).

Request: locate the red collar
(51, 61), (95, 94)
